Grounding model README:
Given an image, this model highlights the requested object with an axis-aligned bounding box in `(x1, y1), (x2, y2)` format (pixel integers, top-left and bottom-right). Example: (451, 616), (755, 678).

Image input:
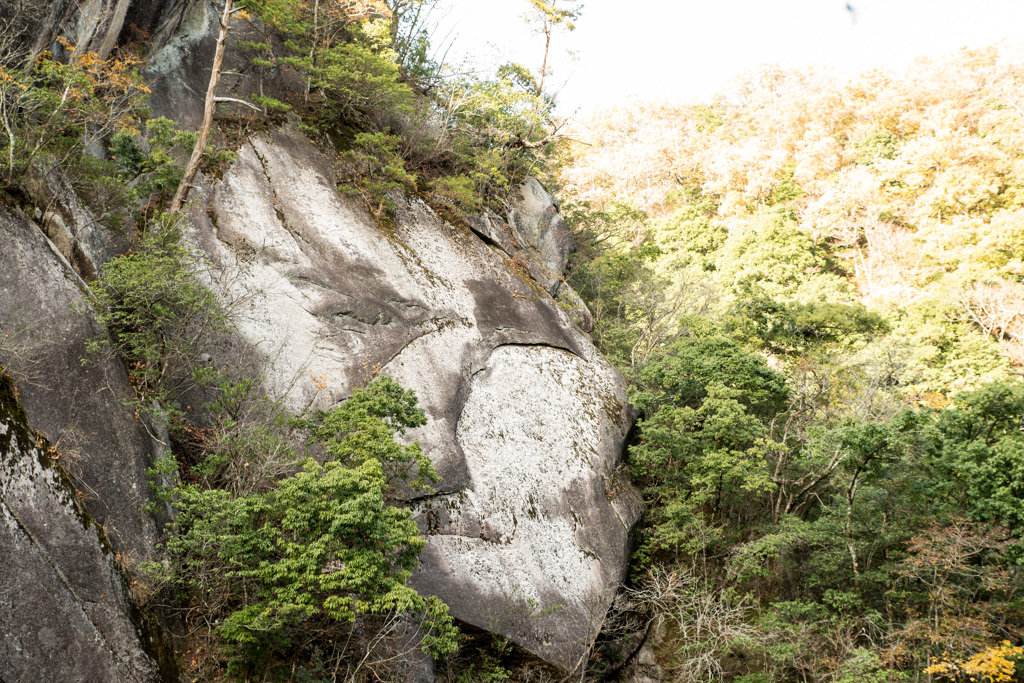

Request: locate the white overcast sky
(430, 0), (1024, 114)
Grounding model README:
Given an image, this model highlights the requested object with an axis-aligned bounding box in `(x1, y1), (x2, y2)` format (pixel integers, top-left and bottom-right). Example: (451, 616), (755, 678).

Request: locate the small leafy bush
(165, 377), (457, 680)
(86, 212), (228, 413)
(337, 131), (417, 219)
(431, 174), (483, 216)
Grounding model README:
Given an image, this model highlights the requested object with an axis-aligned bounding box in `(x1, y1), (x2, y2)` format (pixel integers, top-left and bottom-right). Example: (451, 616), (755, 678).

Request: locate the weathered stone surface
(141, 0), (217, 129)
(119, 0), (201, 50)
(557, 280), (596, 334)
(465, 187), (593, 335)
(0, 375), (160, 683)
(413, 345), (644, 667)
(622, 619), (666, 683)
(22, 166), (130, 281)
(0, 204), (160, 562)
(185, 125), (644, 669)
(466, 178), (594, 337)
(509, 177), (577, 275)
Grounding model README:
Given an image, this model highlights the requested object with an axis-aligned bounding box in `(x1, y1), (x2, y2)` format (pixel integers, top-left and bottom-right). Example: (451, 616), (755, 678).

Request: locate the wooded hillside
(559, 45), (1024, 683)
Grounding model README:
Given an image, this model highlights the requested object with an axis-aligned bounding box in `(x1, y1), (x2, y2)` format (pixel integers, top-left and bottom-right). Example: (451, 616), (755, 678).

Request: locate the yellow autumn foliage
(559, 44), (1024, 366)
(924, 641), (1023, 682)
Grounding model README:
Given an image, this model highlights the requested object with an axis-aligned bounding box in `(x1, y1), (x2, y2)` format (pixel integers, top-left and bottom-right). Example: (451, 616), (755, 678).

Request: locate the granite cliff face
(0, 356), (161, 682)
(182, 125), (644, 667)
(0, 0), (644, 676)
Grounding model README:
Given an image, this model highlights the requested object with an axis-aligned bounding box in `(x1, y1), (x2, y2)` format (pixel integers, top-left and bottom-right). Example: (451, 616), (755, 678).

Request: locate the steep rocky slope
(0, 0), (644, 675)
(186, 125), (644, 668)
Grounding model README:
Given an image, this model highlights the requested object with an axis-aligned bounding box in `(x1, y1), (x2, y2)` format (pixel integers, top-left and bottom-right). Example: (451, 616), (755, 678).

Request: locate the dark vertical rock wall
(0, 204), (161, 562)
(0, 373), (160, 682)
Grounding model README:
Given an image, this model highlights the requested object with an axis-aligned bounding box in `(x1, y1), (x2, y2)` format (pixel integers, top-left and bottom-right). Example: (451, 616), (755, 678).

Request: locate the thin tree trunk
(523, 17), (552, 142)
(170, 0), (234, 213)
(846, 474), (861, 590)
(305, 0), (320, 103)
(536, 21), (550, 100)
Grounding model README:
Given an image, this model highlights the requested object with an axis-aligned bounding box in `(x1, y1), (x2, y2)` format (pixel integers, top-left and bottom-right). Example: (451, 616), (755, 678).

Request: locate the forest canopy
(558, 44), (1024, 683)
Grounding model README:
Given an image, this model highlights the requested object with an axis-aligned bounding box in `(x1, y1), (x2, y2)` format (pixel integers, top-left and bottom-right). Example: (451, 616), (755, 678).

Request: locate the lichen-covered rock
(414, 345), (643, 667)
(0, 205), (161, 561)
(0, 374), (160, 683)
(142, 0), (304, 130)
(509, 177), (577, 276)
(185, 125), (644, 669)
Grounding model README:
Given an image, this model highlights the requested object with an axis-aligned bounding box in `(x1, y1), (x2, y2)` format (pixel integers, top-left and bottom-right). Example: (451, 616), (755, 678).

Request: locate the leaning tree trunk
(169, 0), (233, 213)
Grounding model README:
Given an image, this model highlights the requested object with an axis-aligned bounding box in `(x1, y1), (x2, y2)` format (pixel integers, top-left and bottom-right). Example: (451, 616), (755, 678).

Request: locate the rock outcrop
(0, 372), (161, 682)
(510, 177), (578, 275)
(184, 125), (644, 668)
(1, 0), (645, 674)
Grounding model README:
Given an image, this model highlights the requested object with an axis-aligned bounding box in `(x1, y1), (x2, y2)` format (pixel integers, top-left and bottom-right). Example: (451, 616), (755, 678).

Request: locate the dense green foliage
(561, 48), (1024, 683)
(164, 377), (457, 680)
(230, 0), (573, 215)
(86, 213), (228, 412)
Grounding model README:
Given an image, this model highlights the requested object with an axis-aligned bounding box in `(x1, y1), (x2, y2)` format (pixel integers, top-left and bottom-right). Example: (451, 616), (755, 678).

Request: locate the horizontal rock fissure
(480, 338), (585, 363)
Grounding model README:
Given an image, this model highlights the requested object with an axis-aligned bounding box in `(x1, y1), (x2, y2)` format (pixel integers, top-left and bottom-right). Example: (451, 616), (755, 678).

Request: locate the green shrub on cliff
(85, 212), (227, 413)
(165, 376), (457, 679)
(337, 131), (418, 219)
(230, 0), (572, 209)
(0, 45), (150, 188)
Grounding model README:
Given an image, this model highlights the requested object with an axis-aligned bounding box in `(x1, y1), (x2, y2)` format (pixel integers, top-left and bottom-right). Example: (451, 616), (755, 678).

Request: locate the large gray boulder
(0, 374), (161, 682)
(29, 0), (132, 60)
(185, 125), (644, 669)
